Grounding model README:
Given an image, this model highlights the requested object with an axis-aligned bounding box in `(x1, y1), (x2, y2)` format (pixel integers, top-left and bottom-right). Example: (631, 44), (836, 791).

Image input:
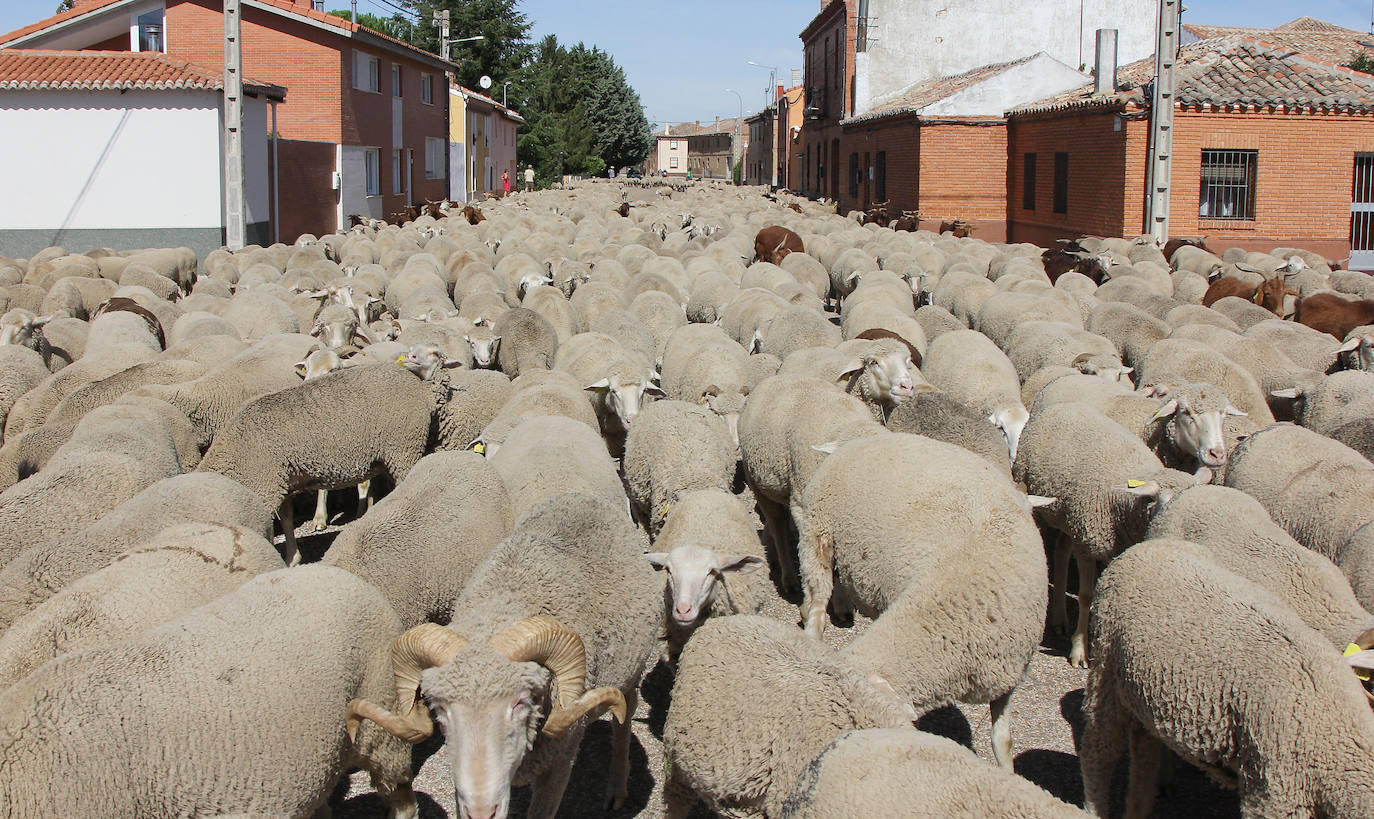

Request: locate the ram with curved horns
(347, 493), (662, 819)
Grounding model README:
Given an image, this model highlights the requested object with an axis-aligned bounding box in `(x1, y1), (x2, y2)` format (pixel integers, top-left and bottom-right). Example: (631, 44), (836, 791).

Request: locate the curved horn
(346, 623), (467, 744)
(489, 616), (587, 710)
(540, 687), (627, 737)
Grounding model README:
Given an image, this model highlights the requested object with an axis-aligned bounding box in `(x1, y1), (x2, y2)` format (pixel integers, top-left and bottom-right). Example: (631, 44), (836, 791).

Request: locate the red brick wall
(1168, 109), (1374, 260)
(800, 1), (854, 202)
(1007, 110), (1139, 246)
(918, 121), (1008, 241)
(274, 138), (336, 242)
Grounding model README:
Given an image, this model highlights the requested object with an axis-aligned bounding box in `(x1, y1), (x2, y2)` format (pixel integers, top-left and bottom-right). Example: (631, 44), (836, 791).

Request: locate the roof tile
(0, 49), (284, 98)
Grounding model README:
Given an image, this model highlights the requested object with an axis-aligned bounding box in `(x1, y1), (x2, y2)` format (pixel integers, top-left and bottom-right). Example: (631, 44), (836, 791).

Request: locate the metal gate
(1354, 154), (1374, 271)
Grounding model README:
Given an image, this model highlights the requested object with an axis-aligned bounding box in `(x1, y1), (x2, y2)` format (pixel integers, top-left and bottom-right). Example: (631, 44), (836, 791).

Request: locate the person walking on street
(524, 165), (535, 192)
(501, 170), (512, 197)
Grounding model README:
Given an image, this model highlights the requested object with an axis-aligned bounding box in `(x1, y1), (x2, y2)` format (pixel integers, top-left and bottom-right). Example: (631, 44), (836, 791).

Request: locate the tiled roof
(0, 49), (285, 98)
(1008, 36), (1374, 117)
(453, 84), (525, 123)
(658, 117), (748, 137)
(1184, 16), (1374, 66)
(0, 0), (126, 47)
(842, 55), (1037, 125)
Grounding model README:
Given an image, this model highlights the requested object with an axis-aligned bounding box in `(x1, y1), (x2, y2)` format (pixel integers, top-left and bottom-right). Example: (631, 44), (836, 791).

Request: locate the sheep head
(1070, 352), (1134, 384)
(348, 618), (626, 819)
(1336, 333), (1374, 372)
(585, 375), (666, 430)
(647, 544), (763, 627)
(0, 308), (53, 348)
(1150, 382), (1246, 470)
(401, 343), (463, 381)
(463, 328), (501, 369)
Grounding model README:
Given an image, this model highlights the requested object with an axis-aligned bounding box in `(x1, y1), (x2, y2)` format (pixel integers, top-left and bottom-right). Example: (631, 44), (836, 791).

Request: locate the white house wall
(921, 55), (1089, 117)
(858, 0), (1157, 115)
(340, 144), (383, 221)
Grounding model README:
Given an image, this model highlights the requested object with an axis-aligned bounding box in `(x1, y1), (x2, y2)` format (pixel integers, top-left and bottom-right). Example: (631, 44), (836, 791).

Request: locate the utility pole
(435, 9), (450, 60)
(1146, 0), (1180, 245)
(223, 0), (245, 250)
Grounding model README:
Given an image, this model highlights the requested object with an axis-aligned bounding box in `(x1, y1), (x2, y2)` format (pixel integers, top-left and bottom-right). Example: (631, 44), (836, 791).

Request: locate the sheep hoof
(605, 790), (627, 811)
(1069, 644), (1089, 668)
(311, 519), (328, 532)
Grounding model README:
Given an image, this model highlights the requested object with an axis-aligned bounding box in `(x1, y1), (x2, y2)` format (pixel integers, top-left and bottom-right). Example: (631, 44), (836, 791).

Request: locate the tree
(1348, 50), (1374, 76)
(55, 0), (74, 12)
(565, 44), (653, 171)
(327, 10), (415, 42)
(399, 0), (531, 92)
(514, 35), (596, 184)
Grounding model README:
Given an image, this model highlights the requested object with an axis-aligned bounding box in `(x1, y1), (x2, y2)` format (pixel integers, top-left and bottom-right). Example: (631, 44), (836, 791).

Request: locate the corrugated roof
(1184, 16), (1374, 66)
(0, 49), (285, 98)
(1008, 36), (1374, 117)
(842, 54), (1036, 125)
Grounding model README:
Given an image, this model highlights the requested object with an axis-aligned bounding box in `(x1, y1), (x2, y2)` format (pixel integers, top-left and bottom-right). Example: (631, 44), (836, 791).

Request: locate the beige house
(645, 117), (749, 179)
(448, 84), (523, 201)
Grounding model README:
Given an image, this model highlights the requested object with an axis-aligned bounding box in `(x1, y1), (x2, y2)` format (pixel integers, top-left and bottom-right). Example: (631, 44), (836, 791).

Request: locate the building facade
(0, 0), (454, 241)
(449, 85), (524, 202)
(647, 119), (748, 179)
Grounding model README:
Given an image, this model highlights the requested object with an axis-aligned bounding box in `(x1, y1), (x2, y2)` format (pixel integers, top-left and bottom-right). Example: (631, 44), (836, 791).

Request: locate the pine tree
(401, 0), (532, 92)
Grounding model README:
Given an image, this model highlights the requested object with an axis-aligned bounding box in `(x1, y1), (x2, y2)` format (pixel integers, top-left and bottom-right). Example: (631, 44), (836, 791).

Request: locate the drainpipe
(270, 98), (279, 244)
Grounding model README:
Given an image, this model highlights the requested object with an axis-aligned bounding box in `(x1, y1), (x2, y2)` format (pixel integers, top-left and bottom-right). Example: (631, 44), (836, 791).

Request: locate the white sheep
(623, 399), (736, 535)
(920, 329), (1030, 462)
(487, 414), (628, 521)
(554, 331), (665, 454)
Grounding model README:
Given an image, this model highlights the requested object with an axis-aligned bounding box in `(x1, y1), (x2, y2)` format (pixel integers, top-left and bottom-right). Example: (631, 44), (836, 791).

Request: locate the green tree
(399, 0), (532, 92)
(1348, 50), (1374, 76)
(55, 0), (74, 12)
(513, 35), (597, 183)
(327, 10), (415, 42)
(565, 44), (653, 171)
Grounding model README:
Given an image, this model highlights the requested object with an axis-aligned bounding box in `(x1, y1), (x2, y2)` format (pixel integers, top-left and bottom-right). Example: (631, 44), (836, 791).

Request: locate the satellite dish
(479, 75), (492, 89)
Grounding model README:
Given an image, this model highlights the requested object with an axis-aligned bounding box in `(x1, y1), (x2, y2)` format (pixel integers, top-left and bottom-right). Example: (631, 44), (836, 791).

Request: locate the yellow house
(449, 82), (524, 201)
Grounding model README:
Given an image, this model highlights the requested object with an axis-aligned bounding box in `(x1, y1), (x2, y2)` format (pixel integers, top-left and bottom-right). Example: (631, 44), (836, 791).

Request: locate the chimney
(1094, 29), (1118, 95)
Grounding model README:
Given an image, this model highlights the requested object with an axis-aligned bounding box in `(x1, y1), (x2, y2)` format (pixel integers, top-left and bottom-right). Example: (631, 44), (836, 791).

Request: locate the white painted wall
(857, 0), (1157, 115)
(241, 93), (270, 226)
(449, 140), (467, 202)
(340, 144), (383, 221)
(0, 89), (224, 230)
(922, 55), (1089, 117)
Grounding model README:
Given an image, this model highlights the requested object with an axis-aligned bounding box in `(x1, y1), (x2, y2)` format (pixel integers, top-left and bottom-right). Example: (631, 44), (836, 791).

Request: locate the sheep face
(311, 316), (360, 350)
(464, 330), (501, 369)
(516, 272), (553, 302)
(0, 309), (45, 347)
(846, 352), (921, 410)
(585, 376), (666, 430)
(1153, 385), (1247, 470)
(991, 405), (1030, 464)
(1072, 352), (1134, 385)
(295, 349), (351, 381)
(402, 343), (463, 381)
(647, 545), (763, 627)
(1338, 333), (1374, 372)
(700, 384), (748, 448)
(424, 649), (551, 819)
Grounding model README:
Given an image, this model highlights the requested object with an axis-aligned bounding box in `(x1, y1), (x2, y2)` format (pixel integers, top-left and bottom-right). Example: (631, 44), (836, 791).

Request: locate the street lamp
(502, 81), (511, 107)
(746, 60), (779, 188)
(725, 88), (743, 184)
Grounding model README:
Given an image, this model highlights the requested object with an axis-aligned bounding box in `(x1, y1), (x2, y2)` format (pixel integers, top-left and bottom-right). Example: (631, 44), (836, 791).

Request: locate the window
(420, 73), (433, 105)
(875, 151), (886, 203)
(353, 51), (380, 93)
(392, 149), (404, 194)
(136, 8), (163, 52)
(669, 157), (679, 169)
(670, 140), (679, 151)
(425, 137), (444, 179)
(848, 152), (859, 198)
(1199, 149), (1258, 220)
(1023, 153), (1037, 211)
(364, 148), (381, 196)
(392, 65), (402, 97)
(1052, 152), (1069, 214)
(310, 0), (324, 9)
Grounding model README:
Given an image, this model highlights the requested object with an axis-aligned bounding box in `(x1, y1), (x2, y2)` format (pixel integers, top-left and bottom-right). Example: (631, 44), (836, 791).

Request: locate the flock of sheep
(2, 178), (1374, 818)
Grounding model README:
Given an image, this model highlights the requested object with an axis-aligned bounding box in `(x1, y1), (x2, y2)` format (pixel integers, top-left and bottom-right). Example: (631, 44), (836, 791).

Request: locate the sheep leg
(311, 489), (330, 532)
(358, 479), (374, 512)
(989, 690), (1014, 770)
(279, 498), (300, 567)
(526, 756), (576, 819)
(1069, 556), (1098, 668)
(663, 761), (697, 819)
(605, 685), (638, 810)
(1124, 725), (1162, 819)
(756, 494), (798, 594)
(1079, 676), (1127, 817)
(797, 519), (834, 640)
(1050, 535), (1071, 635)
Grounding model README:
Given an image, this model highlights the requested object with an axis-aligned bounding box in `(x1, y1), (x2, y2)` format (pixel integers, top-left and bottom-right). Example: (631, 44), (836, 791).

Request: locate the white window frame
(669, 157), (679, 169)
(364, 148), (381, 196)
(392, 149), (404, 194)
(131, 5), (165, 53)
(353, 51), (380, 93)
(392, 64), (402, 97)
(425, 137), (444, 179)
(420, 73), (433, 105)
(670, 140), (679, 151)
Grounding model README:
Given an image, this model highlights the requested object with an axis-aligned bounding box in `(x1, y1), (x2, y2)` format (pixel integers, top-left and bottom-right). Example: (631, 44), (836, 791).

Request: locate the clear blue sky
(2, 0), (1370, 126)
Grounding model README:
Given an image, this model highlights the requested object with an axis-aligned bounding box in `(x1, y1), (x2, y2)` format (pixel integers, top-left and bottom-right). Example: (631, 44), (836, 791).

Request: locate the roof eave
(0, 0), (137, 47)
(241, 0), (456, 71)
(800, 0), (846, 43)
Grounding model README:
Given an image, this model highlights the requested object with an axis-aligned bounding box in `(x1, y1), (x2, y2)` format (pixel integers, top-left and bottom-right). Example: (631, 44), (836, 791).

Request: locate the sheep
(520, 284), (577, 343)
(487, 415), (628, 521)
(1337, 324), (1374, 371)
(0, 308), (57, 365)
(590, 307), (658, 367)
(758, 303), (841, 359)
(1243, 318), (1343, 373)
(739, 375), (884, 592)
(835, 336), (923, 422)
(554, 331), (665, 455)
(220, 291), (301, 338)
(0, 345), (48, 443)
(646, 488), (768, 663)
(1137, 337), (1276, 423)
(1273, 369), (1374, 434)
(1014, 401), (1204, 666)
(931, 269), (997, 326)
(1085, 301), (1169, 370)
(659, 323), (752, 438)
(719, 287), (789, 350)
(486, 306), (559, 377)
(781, 728), (1090, 819)
(1223, 423), (1374, 609)
(914, 303), (965, 341)
(920, 329), (1030, 461)
(0, 522), (283, 687)
(685, 270), (740, 324)
(629, 288), (688, 364)
(470, 369), (600, 455)
(322, 450), (512, 629)
(662, 614), (915, 819)
(885, 389), (1011, 475)
(346, 493), (661, 818)
(0, 565), (420, 818)
(623, 399), (736, 535)
(975, 290), (1080, 350)
(1080, 539), (1374, 819)
(1004, 320), (1124, 384)
(4, 335), (161, 437)
(0, 401), (186, 566)
(798, 433), (1046, 767)
(568, 280), (624, 333)
(1145, 484), (1374, 649)
(1169, 322), (1323, 420)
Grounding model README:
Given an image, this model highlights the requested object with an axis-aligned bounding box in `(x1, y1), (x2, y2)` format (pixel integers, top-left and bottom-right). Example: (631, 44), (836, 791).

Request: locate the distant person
(524, 165), (535, 191)
(501, 170), (511, 196)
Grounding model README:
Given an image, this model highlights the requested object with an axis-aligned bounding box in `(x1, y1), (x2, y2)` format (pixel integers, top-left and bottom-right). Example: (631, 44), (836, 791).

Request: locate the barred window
(1052, 152), (1068, 214)
(1199, 149), (1257, 220)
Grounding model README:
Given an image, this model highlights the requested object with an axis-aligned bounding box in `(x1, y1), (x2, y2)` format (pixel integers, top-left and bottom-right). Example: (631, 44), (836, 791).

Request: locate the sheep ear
(645, 553), (670, 570)
(715, 554), (765, 574)
(739, 383), (750, 397)
(1025, 494), (1058, 510)
(811, 441), (841, 455)
(441, 358), (464, 369)
(701, 384), (721, 398)
(837, 358), (865, 382)
(585, 378), (612, 394)
(1346, 649), (1374, 672)
(1149, 398), (1179, 422)
(644, 383), (667, 398)
(294, 361), (309, 377)
(1270, 388), (1301, 399)
(1336, 337), (1363, 354)
(1115, 480), (1161, 499)
(845, 271), (862, 286)
(1224, 405), (1247, 417)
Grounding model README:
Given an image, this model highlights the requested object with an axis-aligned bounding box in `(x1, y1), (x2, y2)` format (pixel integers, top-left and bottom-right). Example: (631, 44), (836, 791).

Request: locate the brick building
(646, 118), (748, 179)
(1006, 35), (1374, 267)
(776, 84), (805, 190)
(449, 84), (524, 202)
(798, 0), (852, 201)
(0, 0), (456, 241)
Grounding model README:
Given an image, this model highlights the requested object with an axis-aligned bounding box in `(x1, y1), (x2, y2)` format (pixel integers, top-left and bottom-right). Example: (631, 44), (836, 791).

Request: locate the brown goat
(1295, 293), (1374, 339)
(1163, 235), (1212, 260)
(461, 205), (486, 225)
(939, 219), (974, 238)
(1042, 247), (1108, 285)
(1201, 277), (1257, 307)
(753, 225), (804, 265)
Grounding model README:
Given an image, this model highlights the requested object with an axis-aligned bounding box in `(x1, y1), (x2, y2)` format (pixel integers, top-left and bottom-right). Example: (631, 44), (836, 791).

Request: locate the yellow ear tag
(396, 355), (407, 365)
(1126, 479), (1146, 488)
(660, 503), (671, 517)
(1345, 643), (1372, 682)
(473, 442), (486, 454)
